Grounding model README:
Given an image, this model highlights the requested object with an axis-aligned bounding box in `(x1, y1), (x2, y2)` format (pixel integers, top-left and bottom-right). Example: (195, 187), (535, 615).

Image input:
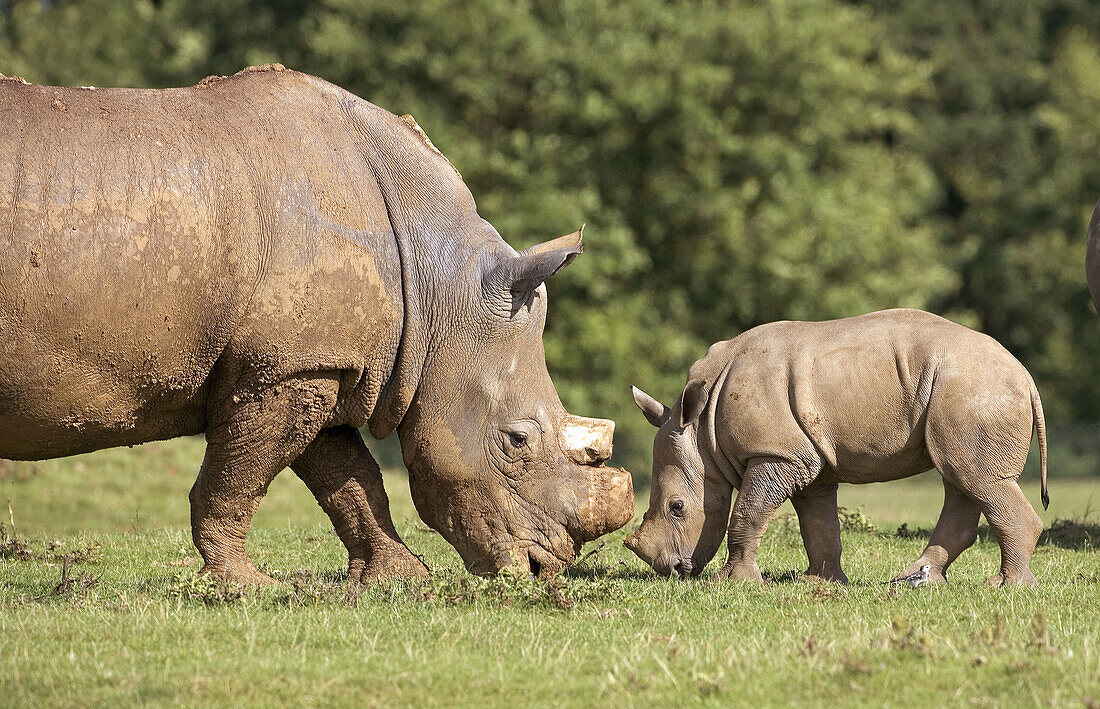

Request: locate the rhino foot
(984, 570), (1038, 587)
(718, 560), (764, 584)
(199, 562), (278, 586)
(803, 569), (849, 585)
(349, 550), (430, 584)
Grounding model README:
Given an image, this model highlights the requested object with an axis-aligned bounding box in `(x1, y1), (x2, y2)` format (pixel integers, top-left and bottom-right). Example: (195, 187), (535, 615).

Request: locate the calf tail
(1030, 383), (1049, 510)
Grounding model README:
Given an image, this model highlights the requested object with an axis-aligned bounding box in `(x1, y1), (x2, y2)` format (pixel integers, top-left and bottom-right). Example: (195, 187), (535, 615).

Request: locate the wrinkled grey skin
(0, 65), (633, 584)
(625, 309), (1048, 587)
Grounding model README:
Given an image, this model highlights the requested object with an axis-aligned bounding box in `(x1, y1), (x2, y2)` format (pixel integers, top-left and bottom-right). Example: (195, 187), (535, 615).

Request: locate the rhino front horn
(573, 466), (634, 544)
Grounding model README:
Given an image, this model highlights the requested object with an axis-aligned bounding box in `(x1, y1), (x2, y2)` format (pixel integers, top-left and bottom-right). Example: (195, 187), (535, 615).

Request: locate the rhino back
(0, 69), (402, 458)
(713, 309), (1021, 481)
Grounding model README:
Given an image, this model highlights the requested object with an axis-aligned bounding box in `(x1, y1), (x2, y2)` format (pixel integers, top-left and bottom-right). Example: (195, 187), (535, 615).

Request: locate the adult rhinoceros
(0, 65), (633, 584)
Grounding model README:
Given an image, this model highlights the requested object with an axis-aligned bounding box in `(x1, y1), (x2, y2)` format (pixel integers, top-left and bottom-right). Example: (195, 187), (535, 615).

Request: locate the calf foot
(804, 568), (848, 584)
(718, 560), (764, 584)
(199, 561), (278, 586)
(985, 570), (1038, 587)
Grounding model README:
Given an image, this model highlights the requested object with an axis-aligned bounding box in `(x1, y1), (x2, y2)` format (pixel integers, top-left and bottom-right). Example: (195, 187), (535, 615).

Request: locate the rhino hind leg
(968, 478), (1043, 587)
(791, 484), (847, 584)
(924, 373), (1041, 585)
(892, 480), (980, 585)
(190, 373), (340, 585)
(291, 426), (429, 584)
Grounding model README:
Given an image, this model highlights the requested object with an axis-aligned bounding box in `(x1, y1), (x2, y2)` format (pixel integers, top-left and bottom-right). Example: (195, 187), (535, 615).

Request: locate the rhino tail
(1029, 382), (1049, 510)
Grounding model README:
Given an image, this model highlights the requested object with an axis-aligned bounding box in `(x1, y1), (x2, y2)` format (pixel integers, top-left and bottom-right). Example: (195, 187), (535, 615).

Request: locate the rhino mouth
(521, 541), (571, 579)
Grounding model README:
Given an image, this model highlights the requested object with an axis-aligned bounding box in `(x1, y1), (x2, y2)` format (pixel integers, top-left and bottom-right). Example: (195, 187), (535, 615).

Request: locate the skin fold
(625, 308), (1048, 587)
(0, 65), (633, 584)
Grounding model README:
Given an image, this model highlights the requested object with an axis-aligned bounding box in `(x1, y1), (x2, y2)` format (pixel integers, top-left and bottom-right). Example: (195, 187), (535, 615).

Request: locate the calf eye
(669, 499), (684, 516)
(508, 431), (528, 448)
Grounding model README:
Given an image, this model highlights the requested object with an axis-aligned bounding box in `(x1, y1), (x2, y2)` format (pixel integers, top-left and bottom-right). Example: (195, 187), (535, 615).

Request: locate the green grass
(2, 438), (1099, 707)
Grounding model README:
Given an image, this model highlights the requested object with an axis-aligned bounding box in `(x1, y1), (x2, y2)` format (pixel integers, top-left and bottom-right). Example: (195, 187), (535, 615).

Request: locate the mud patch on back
(399, 114), (462, 178)
(235, 63), (287, 75)
(196, 74), (226, 87)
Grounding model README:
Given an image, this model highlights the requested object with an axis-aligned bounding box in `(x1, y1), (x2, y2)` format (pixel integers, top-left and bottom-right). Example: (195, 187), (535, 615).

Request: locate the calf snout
(651, 557), (694, 578)
(624, 522), (660, 568)
(560, 415), (613, 466)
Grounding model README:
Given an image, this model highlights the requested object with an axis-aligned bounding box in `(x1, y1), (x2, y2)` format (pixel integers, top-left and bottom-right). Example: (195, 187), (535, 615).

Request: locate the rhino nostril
(528, 553), (543, 578)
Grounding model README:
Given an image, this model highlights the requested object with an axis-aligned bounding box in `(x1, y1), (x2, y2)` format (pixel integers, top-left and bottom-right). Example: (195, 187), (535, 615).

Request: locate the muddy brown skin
(625, 309), (1048, 587)
(0, 65), (633, 584)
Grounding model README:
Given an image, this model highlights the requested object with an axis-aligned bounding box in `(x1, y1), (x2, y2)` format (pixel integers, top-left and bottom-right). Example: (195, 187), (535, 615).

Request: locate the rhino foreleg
(893, 480), (980, 585)
(189, 373), (340, 585)
(291, 426), (429, 584)
(791, 484), (847, 584)
(719, 457), (804, 583)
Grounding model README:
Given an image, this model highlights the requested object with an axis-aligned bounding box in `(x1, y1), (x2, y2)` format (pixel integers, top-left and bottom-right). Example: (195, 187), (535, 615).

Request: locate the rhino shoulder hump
(398, 114), (462, 178)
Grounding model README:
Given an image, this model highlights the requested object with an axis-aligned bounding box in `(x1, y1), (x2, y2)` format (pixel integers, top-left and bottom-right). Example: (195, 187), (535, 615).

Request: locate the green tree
(298, 0), (956, 469)
(0, 0), (978, 475)
(861, 0), (1100, 424)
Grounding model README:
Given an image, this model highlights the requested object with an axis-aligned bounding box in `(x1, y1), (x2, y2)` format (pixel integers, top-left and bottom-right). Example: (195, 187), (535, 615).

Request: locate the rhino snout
(559, 415), (614, 466)
(624, 521), (661, 569)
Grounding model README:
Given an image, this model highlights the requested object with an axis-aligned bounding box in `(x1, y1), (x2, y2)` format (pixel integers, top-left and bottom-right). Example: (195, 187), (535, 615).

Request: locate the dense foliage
(2, 0), (1099, 473)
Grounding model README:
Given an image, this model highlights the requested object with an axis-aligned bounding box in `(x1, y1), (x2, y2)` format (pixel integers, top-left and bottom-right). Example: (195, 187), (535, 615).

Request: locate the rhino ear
(632, 386), (670, 428)
(490, 227), (584, 299)
(678, 378), (710, 429)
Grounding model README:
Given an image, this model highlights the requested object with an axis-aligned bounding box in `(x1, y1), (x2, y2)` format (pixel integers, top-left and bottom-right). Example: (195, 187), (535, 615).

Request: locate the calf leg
(291, 426), (429, 583)
(719, 458), (803, 583)
(791, 484), (847, 583)
(969, 479), (1043, 587)
(924, 368), (1041, 586)
(190, 373), (338, 584)
(892, 480), (980, 584)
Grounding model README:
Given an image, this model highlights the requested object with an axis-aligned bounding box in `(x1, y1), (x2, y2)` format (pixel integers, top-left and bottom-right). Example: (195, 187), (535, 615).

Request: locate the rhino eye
(669, 499), (684, 516)
(508, 431), (528, 448)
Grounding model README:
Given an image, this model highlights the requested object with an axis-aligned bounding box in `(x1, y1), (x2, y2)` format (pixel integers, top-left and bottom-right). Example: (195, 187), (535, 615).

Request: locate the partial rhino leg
(190, 374), (339, 584)
(719, 458), (802, 583)
(969, 479), (1043, 587)
(925, 379), (1041, 587)
(791, 484), (847, 584)
(291, 426), (429, 583)
(892, 480), (980, 584)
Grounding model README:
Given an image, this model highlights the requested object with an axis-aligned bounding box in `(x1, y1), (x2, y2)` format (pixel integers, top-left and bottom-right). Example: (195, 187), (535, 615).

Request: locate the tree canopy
(3, 0), (1099, 476)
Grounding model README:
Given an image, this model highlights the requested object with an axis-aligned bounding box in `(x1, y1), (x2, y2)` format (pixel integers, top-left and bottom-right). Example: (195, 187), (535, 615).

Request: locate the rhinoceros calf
(625, 309), (1048, 587)
(0, 65), (633, 583)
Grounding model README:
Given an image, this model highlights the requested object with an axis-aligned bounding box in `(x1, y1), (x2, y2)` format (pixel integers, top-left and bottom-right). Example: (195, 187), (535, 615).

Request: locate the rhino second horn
(560, 415), (613, 466)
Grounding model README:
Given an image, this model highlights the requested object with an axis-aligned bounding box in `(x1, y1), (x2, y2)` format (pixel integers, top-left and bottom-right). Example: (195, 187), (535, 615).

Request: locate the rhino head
(623, 381), (731, 577)
(392, 226), (634, 577)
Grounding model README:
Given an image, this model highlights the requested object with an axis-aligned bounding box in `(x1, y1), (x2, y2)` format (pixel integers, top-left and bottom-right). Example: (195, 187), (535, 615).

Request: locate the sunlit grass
(2, 438), (1099, 707)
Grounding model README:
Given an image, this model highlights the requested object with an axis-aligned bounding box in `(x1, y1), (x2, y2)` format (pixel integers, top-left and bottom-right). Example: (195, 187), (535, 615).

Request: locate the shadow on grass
(894, 516), (1098, 551)
(564, 563), (657, 582)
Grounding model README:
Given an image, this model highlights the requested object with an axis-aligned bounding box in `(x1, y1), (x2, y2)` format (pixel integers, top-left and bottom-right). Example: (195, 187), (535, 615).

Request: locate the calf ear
(678, 378), (710, 429)
(632, 386), (671, 428)
(488, 227), (584, 299)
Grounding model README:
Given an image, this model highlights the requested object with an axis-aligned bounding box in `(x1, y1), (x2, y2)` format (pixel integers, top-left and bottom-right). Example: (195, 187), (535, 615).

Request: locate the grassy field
(2, 437), (1099, 707)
